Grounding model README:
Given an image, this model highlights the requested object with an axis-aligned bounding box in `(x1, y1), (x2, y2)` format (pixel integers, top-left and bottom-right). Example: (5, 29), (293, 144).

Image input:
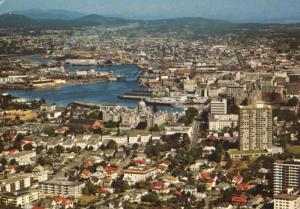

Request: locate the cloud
(0, 0), (5, 6)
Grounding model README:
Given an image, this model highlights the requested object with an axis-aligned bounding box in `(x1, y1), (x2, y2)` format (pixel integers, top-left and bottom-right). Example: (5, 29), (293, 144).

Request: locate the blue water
(6, 65), (146, 108)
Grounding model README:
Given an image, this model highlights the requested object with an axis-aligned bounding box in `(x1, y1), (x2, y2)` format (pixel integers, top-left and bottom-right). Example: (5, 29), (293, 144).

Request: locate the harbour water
(6, 65), (145, 107)
(5, 65), (183, 112)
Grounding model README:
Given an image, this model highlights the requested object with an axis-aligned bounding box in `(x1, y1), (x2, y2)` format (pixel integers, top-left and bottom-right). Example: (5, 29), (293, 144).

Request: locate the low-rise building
(0, 175), (32, 193)
(0, 189), (40, 207)
(122, 166), (159, 184)
(6, 150), (36, 165)
(39, 179), (85, 197)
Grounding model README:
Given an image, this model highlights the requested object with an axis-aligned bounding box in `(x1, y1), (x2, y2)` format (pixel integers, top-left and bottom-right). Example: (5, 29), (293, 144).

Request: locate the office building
(211, 99), (227, 115)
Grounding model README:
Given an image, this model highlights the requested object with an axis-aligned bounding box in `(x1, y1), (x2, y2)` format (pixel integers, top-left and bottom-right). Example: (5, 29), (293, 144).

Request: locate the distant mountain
(13, 9), (85, 20)
(142, 17), (233, 33)
(0, 13), (36, 28)
(0, 13), (133, 29)
(74, 14), (132, 25)
(0, 13), (299, 34)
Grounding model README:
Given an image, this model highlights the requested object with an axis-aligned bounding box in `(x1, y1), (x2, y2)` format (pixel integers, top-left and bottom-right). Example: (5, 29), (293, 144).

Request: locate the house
(96, 187), (114, 196)
(232, 175), (243, 185)
(232, 195), (247, 205)
(206, 178), (217, 190)
(151, 181), (169, 194)
(87, 138), (102, 150)
(80, 169), (92, 179)
(103, 166), (118, 179)
(54, 196), (74, 208)
(161, 175), (179, 185)
(123, 190), (148, 203)
(26, 165), (48, 182)
(184, 185), (198, 196)
(202, 146), (216, 157)
(189, 159), (208, 171)
(237, 183), (251, 191)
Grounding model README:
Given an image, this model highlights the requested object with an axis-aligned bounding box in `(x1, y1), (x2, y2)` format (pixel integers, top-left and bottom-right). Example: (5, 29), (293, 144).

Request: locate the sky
(0, 0), (299, 22)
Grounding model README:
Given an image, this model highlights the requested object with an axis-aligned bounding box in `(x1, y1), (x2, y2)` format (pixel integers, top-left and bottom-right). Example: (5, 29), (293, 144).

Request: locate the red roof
(232, 195), (247, 204)
(133, 159), (145, 165)
(163, 160), (172, 165)
(54, 196), (72, 206)
(152, 182), (166, 190)
(237, 183), (250, 191)
(206, 178), (214, 184)
(174, 191), (182, 197)
(233, 175), (243, 183)
(105, 166), (117, 175)
(97, 188), (111, 193)
(201, 171), (210, 179)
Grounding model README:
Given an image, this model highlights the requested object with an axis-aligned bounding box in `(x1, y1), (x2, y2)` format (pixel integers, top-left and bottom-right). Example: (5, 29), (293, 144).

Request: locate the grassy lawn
(159, 124), (166, 131)
(231, 160), (249, 170)
(228, 149), (266, 155)
(126, 129), (151, 137)
(287, 145), (300, 155)
(79, 195), (100, 205)
(102, 128), (118, 135)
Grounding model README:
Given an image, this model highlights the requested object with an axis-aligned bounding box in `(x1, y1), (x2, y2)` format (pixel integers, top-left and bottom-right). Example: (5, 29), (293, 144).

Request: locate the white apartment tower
(239, 104), (272, 150)
(273, 160), (300, 196)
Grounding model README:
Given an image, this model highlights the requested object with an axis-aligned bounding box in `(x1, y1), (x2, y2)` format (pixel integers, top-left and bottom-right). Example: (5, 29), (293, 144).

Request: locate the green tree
(287, 97), (299, 107)
(0, 141), (4, 153)
(0, 158), (7, 167)
(36, 145), (44, 154)
(23, 143), (33, 151)
(56, 145), (65, 154)
(112, 179), (130, 193)
(106, 140), (118, 150)
(44, 126), (56, 137)
(82, 181), (98, 194)
(141, 193), (159, 203)
(136, 121), (147, 130)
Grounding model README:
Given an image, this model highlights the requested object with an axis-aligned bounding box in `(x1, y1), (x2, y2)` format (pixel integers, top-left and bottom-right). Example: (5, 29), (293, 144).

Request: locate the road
(189, 105), (209, 150)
